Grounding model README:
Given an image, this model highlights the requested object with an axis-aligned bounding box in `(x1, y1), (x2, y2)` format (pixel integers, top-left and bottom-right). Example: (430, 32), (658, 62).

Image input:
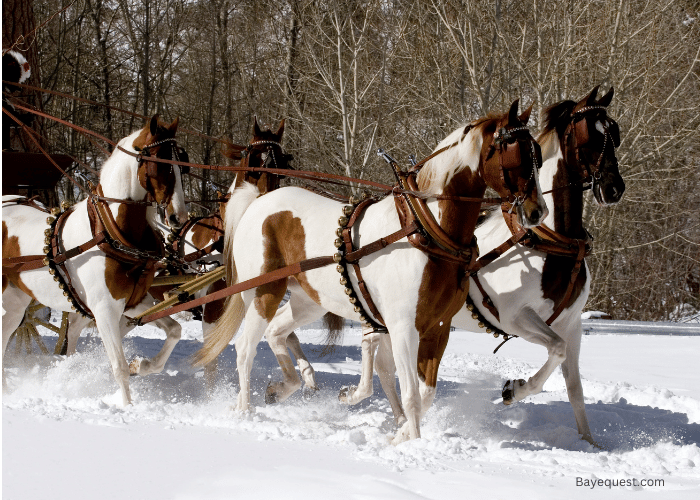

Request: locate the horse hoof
(338, 385), (356, 403)
(129, 358), (142, 376)
(265, 382), (279, 405)
(502, 379), (525, 405)
(302, 386), (319, 402)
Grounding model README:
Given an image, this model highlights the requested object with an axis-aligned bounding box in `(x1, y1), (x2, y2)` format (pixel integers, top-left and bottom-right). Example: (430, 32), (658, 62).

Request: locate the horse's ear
(275, 119), (285, 137)
(253, 116), (262, 137)
(597, 86), (614, 107)
(168, 117), (179, 134)
(149, 114), (160, 136)
(583, 85), (600, 106)
(518, 104), (533, 125)
(507, 99), (520, 126)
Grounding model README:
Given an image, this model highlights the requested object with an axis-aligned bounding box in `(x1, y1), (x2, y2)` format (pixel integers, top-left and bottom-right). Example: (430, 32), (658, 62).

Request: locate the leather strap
(546, 240), (587, 326)
(471, 273), (500, 322)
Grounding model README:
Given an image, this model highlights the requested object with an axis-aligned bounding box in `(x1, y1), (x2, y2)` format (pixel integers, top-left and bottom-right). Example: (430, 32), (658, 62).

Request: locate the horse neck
(417, 127), (487, 247)
(98, 133), (154, 241)
(539, 131), (586, 239)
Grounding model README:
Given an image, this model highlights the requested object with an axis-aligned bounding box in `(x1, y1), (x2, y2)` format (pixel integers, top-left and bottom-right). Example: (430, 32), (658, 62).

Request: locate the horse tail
(318, 313), (345, 357)
(191, 182), (259, 368)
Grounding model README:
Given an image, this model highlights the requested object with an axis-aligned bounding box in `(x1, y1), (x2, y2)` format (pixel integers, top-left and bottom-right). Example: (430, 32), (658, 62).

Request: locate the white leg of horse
(129, 315), (182, 376)
(388, 326), (421, 445)
(2, 286), (32, 390)
(339, 327), (380, 405)
(286, 332), (317, 393)
(234, 301), (270, 413)
(502, 307), (567, 405)
(559, 320), (595, 445)
(65, 313), (93, 355)
(265, 295), (326, 404)
(91, 305), (132, 406)
(375, 333), (406, 426)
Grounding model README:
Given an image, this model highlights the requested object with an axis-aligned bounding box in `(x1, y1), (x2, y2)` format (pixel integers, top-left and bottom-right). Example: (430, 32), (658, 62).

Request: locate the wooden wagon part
(6, 300), (70, 355)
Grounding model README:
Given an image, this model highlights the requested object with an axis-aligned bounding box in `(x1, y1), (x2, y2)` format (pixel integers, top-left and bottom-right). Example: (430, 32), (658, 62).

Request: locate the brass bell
(467, 304), (474, 311)
(471, 313), (479, 320)
(359, 314), (367, 322)
(53, 276), (60, 282)
(486, 328), (492, 334)
(336, 264), (344, 273)
(478, 322), (485, 328)
(342, 205), (354, 216)
(344, 287), (353, 296)
(43, 246), (50, 254)
(51, 207), (61, 216)
(71, 305), (77, 311)
(349, 297), (357, 304)
(44, 228), (52, 236)
(43, 257), (50, 266)
(334, 238), (343, 248)
(44, 237), (51, 245)
(360, 191), (369, 201)
(335, 227), (343, 237)
(61, 201), (71, 210)
(340, 276), (347, 285)
(349, 195), (360, 205)
(333, 253), (343, 263)
(46, 217), (55, 225)
(167, 234), (175, 243)
(363, 322), (372, 329)
(338, 216), (348, 226)
(63, 291), (69, 297)
(354, 306), (362, 313)
(49, 268), (56, 275)
(493, 333), (500, 338)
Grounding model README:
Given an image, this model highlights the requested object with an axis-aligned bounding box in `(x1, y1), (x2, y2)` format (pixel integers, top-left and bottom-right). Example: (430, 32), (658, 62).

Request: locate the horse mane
(536, 100), (577, 160)
(99, 130), (141, 199)
(417, 114), (499, 194)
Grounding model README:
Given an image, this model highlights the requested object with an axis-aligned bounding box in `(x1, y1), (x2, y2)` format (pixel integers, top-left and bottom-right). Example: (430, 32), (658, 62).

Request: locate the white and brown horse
(195, 101), (547, 443)
(2, 116), (188, 404)
(368, 86), (625, 445)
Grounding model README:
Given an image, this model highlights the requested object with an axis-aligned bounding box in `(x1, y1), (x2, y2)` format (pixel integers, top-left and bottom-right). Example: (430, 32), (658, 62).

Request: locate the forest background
(3, 0), (699, 322)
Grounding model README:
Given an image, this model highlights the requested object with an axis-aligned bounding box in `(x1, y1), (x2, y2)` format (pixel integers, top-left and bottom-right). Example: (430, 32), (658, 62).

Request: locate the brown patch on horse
(417, 322), (451, 387)
(104, 204), (162, 307)
(203, 279), (227, 324)
(2, 221), (35, 297)
(190, 216), (223, 250)
(257, 211), (321, 320)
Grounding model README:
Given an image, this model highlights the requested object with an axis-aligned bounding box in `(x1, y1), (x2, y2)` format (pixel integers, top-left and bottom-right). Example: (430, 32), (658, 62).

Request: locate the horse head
(480, 100), (548, 228)
(224, 117), (292, 193)
(566, 86), (625, 206)
(132, 115), (189, 224)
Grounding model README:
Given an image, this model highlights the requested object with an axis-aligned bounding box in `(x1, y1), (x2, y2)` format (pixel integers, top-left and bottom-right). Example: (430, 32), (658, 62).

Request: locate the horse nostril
(531, 209), (541, 223)
(169, 214), (179, 225)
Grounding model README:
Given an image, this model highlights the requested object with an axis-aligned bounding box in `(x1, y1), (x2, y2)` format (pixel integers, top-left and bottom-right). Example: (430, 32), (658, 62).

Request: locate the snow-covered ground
(3, 316), (699, 499)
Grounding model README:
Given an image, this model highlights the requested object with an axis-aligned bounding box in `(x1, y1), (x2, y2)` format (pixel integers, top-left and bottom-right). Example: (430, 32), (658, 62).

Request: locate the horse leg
(202, 279), (227, 390)
(92, 304), (132, 406)
(265, 293), (326, 404)
(375, 333), (407, 426)
(388, 324), (421, 445)
(339, 326), (380, 405)
(417, 324), (450, 418)
(65, 313), (93, 355)
(286, 332), (317, 396)
(125, 297), (182, 376)
(2, 285), (32, 390)
(235, 283), (286, 413)
(559, 320), (595, 445)
(501, 307), (567, 405)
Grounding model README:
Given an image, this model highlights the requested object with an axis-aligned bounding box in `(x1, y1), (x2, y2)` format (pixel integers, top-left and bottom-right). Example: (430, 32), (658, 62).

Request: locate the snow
(3, 318), (700, 499)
